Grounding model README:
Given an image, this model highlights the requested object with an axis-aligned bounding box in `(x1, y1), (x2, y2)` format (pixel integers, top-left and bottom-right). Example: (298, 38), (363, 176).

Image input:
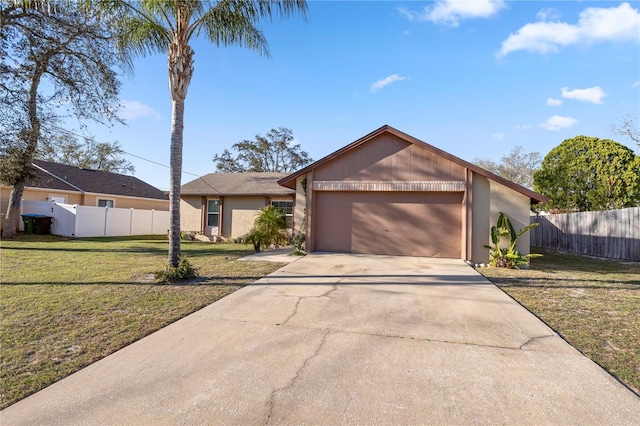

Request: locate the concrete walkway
(2, 253), (639, 425)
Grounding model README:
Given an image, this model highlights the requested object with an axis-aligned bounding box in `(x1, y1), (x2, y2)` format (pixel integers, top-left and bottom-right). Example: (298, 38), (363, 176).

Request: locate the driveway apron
(2, 253), (639, 425)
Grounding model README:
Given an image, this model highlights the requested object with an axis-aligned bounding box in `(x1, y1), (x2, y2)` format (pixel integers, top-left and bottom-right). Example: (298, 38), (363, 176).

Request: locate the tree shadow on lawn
(0, 245), (254, 258)
(487, 276), (640, 289)
(0, 277), (265, 286)
(529, 249), (640, 275)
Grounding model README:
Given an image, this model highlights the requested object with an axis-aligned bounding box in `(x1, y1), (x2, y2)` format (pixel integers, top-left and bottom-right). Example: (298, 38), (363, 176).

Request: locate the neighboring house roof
(181, 172), (295, 196)
(278, 125), (547, 204)
(27, 160), (168, 200)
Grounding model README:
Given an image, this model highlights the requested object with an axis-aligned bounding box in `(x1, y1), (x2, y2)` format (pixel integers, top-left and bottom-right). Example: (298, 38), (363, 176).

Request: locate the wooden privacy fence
(530, 207), (639, 261)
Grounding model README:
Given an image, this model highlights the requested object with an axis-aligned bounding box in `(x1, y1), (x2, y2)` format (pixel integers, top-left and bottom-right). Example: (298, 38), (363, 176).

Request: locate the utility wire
(42, 123), (222, 194)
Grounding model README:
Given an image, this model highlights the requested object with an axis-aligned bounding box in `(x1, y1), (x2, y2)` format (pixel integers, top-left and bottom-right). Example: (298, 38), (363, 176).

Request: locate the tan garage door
(314, 192), (462, 258)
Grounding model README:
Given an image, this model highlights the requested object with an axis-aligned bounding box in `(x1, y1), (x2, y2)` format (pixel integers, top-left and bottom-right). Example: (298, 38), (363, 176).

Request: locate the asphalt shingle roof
(29, 160), (168, 200)
(181, 172), (294, 196)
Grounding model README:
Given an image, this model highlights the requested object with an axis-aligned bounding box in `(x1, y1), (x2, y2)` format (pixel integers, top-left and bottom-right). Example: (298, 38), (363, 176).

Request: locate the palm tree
(110, 0), (307, 266)
(253, 204), (287, 248)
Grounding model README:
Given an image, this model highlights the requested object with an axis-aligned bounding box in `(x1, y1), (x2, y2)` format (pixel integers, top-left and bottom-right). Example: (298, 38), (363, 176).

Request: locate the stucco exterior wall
(180, 195), (203, 233)
(469, 176), (532, 263)
(471, 175), (491, 264)
(222, 196), (267, 239)
(76, 194), (168, 210)
(294, 175), (307, 236)
(490, 180), (532, 255)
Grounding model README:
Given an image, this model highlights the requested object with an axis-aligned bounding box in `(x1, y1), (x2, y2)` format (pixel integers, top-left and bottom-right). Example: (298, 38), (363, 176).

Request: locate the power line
(42, 123), (222, 193)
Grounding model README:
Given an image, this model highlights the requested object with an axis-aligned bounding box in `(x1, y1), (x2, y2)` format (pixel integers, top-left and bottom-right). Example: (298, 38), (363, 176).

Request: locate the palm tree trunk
(167, 37), (193, 267)
(168, 99), (184, 266)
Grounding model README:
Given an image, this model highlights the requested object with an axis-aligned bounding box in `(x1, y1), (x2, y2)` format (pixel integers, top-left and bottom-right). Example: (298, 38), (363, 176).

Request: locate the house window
(49, 195), (66, 203)
(97, 199), (115, 208)
(271, 200), (293, 228)
(207, 199), (219, 227)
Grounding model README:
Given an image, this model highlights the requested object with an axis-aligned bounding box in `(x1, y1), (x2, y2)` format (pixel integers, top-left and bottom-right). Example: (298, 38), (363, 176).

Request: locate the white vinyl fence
(21, 200), (169, 237)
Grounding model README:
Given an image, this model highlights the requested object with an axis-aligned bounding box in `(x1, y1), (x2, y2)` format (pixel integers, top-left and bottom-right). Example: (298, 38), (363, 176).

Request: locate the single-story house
(180, 173), (295, 240)
(278, 125), (546, 264)
(0, 160), (169, 231)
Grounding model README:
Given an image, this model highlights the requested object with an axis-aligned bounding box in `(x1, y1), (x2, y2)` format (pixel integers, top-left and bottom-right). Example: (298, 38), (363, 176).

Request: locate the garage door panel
(314, 202), (352, 253)
(315, 192), (461, 258)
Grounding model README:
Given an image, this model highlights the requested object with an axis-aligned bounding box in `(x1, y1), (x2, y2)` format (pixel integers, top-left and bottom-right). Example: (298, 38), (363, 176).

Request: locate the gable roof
(181, 172), (295, 196)
(278, 125), (547, 204)
(28, 160), (168, 200)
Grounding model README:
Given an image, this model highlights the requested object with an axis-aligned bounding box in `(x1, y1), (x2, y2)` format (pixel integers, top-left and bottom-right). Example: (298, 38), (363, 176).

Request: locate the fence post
(151, 209), (154, 235)
(103, 206), (109, 237)
(129, 208), (134, 236)
(72, 205), (77, 237)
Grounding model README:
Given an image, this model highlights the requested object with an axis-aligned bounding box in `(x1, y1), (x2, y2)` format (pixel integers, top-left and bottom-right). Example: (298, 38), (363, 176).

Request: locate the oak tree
(213, 127), (312, 173)
(0, 2), (123, 238)
(473, 146), (541, 189)
(533, 136), (640, 212)
(37, 133), (134, 174)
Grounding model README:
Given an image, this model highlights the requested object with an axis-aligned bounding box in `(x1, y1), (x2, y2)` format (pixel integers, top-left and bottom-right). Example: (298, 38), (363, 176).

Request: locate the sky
(85, 0), (640, 191)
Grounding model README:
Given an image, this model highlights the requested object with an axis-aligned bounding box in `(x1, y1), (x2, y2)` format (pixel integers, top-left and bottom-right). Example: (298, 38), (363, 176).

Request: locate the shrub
(292, 232), (306, 255)
(253, 205), (288, 249)
(484, 212), (542, 269)
(243, 227), (270, 253)
(180, 231), (201, 241)
(155, 256), (199, 283)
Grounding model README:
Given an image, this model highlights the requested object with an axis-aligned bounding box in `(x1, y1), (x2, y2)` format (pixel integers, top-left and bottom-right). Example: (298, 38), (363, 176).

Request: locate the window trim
(97, 198), (115, 208)
(206, 199), (220, 227)
(271, 200), (293, 229)
(49, 195), (67, 203)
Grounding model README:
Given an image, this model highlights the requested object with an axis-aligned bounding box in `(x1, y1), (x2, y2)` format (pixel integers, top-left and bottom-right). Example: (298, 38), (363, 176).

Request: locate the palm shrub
(243, 227), (269, 253)
(484, 212), (542, 268)
(245, 205), (288, 252)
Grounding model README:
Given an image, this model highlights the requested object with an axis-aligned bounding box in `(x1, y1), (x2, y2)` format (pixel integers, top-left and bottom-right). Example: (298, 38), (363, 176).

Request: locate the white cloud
(516, 124), (533, 130)
(561, 86), (608, 104)
(398, 0), (505, 27)
(498, 2), (640, 57)
(633, 81), (640, 87)
(369, 74), (406, 93)
(536, 8), (561, 21)
(491, 132), (505, 140)
(119, 100), (161, 121)
(539, 115), (578, 131)
(547, 97), (563, 107)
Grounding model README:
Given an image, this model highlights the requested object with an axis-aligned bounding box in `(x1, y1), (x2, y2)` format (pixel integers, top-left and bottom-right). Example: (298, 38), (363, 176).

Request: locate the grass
(0, 234), (284, 409)
(478, 248), (640, 395)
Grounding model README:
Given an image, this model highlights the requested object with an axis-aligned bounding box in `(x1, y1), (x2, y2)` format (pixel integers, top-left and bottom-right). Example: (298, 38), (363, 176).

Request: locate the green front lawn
(0, 234), (283, 409)
(478, 249), (640, 395)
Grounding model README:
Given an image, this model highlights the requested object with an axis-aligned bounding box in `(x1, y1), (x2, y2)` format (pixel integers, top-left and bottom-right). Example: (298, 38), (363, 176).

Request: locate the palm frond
(117, 16), (168, 58)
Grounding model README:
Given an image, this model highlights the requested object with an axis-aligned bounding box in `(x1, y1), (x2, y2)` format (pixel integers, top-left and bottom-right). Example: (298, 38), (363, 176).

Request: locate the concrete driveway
(2, 253), (639, 425)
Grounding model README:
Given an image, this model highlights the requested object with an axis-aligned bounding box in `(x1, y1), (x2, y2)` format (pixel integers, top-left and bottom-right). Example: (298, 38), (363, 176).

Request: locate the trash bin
(21, 214), (36, 234)
(21, 214), (53, 235)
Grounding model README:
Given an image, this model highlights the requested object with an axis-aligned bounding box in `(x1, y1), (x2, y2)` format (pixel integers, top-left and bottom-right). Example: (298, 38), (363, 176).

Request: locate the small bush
(292, 232), (306, 255)
(243, 228), (269, 253)
(155, 256), (199, 283)
(180, 231), (201, 241)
